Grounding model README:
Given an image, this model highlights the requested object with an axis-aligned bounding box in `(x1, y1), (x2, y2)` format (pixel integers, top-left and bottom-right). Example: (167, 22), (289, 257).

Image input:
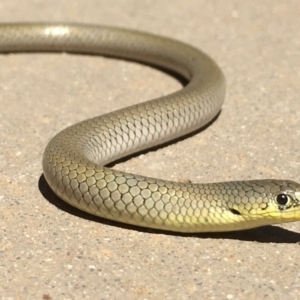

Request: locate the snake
(2, 23), (300, 233)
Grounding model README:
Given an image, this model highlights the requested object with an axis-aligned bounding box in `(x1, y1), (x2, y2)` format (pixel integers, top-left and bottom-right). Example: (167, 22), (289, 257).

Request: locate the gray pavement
(1, 1), (300, 299)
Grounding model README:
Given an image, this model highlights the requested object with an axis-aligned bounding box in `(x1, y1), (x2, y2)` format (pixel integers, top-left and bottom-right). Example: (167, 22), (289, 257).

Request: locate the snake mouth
(254, 206), (300, 221)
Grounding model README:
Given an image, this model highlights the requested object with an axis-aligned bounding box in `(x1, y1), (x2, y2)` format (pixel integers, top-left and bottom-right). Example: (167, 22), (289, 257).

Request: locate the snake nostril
(229, 208), (241, 216)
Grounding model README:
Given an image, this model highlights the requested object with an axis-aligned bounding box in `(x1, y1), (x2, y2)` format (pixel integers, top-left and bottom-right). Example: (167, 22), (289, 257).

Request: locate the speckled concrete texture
(1, 1), (300, 299)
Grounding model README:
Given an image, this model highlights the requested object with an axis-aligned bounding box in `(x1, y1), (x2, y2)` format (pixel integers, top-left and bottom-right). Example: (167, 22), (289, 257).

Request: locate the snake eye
(275, 194), (290, 206)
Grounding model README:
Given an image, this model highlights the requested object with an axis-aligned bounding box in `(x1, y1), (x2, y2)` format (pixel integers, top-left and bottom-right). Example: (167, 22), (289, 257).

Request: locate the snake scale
(2, 23), (300, 232)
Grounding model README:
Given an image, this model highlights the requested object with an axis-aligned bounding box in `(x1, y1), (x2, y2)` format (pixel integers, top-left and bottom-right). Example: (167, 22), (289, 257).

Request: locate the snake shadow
(39, 175), (300, 244)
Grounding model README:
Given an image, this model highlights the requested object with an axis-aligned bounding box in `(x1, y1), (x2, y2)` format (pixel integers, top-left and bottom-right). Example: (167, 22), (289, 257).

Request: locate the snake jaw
(259, 187), (300, 221)
(278, 190), (300, 220)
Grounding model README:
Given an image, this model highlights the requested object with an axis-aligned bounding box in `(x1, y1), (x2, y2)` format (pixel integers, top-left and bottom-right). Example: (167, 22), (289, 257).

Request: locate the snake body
(2, 23), (300, 232)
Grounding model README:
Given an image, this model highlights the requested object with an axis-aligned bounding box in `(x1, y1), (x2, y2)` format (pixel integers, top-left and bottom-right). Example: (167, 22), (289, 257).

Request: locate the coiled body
(1, 23), (300, 232)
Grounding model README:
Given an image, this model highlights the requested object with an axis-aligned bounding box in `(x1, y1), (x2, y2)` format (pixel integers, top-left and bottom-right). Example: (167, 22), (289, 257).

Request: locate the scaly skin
(1, 23), (299, 232)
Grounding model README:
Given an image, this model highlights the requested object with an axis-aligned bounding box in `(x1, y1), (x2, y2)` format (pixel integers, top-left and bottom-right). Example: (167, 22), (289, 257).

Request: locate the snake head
(227, 179), (300, 228)
(264, 180), (300, 221)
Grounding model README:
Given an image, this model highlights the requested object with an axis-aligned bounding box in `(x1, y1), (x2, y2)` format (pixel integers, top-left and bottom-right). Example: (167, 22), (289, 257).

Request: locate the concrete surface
(1, 1), (300, 299)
